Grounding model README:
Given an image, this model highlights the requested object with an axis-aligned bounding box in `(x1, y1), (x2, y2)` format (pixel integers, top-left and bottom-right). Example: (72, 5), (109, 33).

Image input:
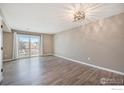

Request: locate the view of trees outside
(18, 34), (40, 58)
(30, 37), (40, 56)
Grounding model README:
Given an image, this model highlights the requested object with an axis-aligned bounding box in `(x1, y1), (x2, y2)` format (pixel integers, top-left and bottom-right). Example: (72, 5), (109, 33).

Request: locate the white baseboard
(54, 54), (124, 76)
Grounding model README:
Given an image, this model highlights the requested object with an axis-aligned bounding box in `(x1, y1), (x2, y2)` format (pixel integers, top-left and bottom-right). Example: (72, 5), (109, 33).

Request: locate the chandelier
(73, 4), (85, 22)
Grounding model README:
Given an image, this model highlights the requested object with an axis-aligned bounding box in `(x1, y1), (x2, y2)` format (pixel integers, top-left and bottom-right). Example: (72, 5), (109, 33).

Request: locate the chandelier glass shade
(73, 10), (85, 22)
(73, 4), (85, 22)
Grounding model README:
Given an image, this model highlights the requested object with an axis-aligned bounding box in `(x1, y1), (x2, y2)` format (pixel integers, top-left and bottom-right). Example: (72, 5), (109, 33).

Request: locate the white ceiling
(0, 3), (124, 34)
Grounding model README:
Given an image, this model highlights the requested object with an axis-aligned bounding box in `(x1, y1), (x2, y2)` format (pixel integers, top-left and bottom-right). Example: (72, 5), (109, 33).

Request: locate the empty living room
(0, 0), (124, 92)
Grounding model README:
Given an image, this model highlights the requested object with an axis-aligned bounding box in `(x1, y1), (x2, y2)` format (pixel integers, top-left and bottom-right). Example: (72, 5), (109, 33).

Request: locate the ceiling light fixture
(73, 4), (85, 22)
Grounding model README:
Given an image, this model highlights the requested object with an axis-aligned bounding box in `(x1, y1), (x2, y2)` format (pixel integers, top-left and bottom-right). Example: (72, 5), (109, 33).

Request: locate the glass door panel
(18, 35), (30, 58)
(30, 36), (40, 56)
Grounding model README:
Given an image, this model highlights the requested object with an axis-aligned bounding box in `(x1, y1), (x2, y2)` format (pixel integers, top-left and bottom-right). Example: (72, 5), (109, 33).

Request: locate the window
(17, 34), (40, 58)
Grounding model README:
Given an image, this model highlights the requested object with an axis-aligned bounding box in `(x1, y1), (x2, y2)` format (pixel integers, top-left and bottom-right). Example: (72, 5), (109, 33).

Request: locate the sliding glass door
(18, 35), (30, 58)
(30, 36), (40, 56)
(18, 34), (40, 58)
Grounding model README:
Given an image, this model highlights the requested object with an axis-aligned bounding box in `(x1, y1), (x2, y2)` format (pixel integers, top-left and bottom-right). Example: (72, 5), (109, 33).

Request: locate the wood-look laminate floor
(1, 56), (124, 85)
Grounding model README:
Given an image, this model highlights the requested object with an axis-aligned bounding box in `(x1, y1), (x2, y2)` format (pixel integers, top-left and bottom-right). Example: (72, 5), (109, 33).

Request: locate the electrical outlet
(5, 54), (7, 57)
(88, 57), (90, 61)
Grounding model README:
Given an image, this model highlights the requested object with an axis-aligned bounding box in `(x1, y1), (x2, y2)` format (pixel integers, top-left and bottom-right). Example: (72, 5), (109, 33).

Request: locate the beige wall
(3, 32), (13, 60)
(54, 13), (124, 73)
(42, 34), (54, 55)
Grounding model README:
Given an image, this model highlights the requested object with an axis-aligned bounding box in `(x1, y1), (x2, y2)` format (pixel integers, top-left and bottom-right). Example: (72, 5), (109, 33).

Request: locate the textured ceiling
(0, 3), (124, 34)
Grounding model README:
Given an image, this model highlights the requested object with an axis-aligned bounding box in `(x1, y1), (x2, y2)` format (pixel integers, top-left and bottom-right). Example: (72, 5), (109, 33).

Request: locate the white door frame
(0, 18), (3, 82)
